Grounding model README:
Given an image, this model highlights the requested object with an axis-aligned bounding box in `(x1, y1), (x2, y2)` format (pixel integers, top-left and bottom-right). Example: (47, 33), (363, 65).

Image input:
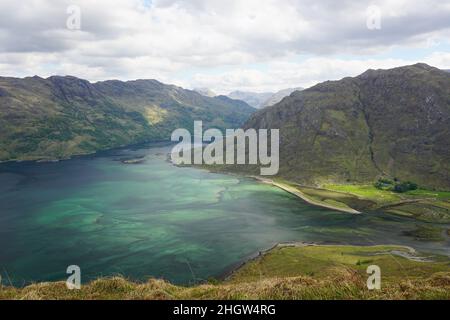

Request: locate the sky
(0, 0), (449, 94)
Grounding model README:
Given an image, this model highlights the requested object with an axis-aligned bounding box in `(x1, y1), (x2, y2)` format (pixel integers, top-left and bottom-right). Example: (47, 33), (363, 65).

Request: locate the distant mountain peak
(262, 87), (303, 107)
(194, 87), (216, 97)
(227, 90), (274, 109)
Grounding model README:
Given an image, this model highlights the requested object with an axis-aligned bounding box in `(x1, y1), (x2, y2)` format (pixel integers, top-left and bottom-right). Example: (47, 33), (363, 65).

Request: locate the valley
(1, 64), (449, 300)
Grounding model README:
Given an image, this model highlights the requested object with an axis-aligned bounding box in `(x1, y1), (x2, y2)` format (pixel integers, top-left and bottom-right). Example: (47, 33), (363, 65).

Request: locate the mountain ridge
(0, 75), (255, 161)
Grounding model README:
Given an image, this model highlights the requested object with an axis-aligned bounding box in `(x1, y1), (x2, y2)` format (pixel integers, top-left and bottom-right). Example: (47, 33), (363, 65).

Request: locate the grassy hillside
(243, 63), (450, 190)
(0, 76), (254, 161)
(1, 245), (448, 300)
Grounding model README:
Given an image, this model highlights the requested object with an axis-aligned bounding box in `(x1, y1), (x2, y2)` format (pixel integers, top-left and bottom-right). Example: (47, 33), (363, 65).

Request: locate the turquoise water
(0, 143), (449, 286)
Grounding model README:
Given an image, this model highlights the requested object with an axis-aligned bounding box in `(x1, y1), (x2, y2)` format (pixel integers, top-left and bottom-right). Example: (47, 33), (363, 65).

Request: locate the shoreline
(250, 176), (361, 214)
(220, 242), (433, 281)
(0, 139), (173, 165)
(2, 240), (449, 300)
(0, 242), (439, 289)
(175, 161), (364, 214)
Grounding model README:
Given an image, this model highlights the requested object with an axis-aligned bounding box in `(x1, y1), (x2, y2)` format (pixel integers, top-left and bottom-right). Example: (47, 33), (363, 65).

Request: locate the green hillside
(243, 63), (450, 190)
(0, 76), (254, 161)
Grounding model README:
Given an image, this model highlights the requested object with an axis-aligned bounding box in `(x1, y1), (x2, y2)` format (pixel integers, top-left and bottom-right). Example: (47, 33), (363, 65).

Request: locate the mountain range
(0, 76), (254, 161)
(244, 63), (450, 190)
(192, 87), (304, 109)
(227, 90), (274, 109)
(226, 88), (303, 109)
(1, 64), (449, 190)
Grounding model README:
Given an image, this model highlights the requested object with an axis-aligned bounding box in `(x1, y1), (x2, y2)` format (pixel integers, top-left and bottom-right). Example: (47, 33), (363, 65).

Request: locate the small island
(121, 157), (146, 164)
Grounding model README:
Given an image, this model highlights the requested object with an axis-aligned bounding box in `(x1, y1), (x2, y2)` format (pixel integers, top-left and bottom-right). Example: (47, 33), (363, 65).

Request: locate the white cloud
(0, 0), (449, 91)
(190, 52), (450, 94)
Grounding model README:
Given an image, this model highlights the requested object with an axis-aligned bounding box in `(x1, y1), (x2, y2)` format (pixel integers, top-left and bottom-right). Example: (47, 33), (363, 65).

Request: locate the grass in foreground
(1, 245), (449, 300)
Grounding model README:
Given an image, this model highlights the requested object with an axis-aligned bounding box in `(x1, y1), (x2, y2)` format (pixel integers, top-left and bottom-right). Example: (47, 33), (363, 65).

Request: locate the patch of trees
(374, 178), (418, 193)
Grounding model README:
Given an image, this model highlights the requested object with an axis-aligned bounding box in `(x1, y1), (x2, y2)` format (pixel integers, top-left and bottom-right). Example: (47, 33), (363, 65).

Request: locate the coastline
(176, 158), (364, 214)
(221, 242), (434, 282)
(3, 241), (449, 300)
(250, 176), (361, 214)
(0, 140), (173, 165)
(220, 241), (317, 281)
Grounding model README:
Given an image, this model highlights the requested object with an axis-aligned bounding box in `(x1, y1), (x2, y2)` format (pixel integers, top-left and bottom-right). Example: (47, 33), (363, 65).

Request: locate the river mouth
(0, 142), (449, 286)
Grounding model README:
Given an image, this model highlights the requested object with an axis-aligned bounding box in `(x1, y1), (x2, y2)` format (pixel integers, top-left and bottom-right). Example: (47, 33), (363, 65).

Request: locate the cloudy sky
(1, 0), (449, 93)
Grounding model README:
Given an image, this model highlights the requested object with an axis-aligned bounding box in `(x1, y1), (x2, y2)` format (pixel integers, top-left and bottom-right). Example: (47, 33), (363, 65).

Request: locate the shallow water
(0, 143), (449, 286)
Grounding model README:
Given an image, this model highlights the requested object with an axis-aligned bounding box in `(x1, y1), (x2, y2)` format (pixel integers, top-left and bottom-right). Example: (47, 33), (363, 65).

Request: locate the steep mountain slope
(228, 90), (274, 109)
(245, 63), (450, 190)
(262, 87), (303, 107)
(0, 76), (254, 161)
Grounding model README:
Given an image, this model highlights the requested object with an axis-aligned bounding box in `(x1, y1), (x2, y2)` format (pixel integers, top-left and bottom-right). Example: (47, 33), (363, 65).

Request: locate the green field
(230, 245), (450, 283)
(301, 184), (450, 223)
(323, 184), (402, 203)
(255, 179), (450, 224)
